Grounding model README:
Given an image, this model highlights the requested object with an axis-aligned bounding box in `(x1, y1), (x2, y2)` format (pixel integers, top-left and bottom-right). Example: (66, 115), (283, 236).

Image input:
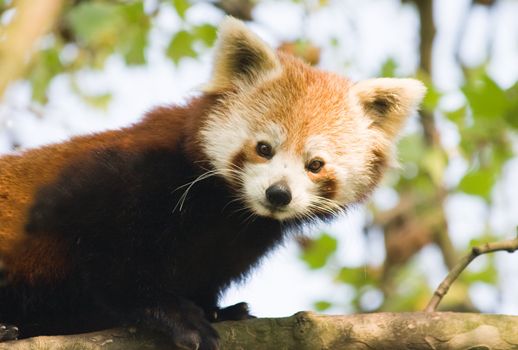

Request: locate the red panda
(0, 17), (425, 349)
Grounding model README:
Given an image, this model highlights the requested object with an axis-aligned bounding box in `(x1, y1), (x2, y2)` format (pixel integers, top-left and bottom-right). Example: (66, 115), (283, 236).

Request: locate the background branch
(425, 234), (518, 312)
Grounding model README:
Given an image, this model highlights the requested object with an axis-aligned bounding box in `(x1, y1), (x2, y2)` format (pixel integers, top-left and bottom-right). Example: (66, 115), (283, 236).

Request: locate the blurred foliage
(1, 0), (517, 315)
(0, 0), (217, 103)
(65, 2), (150, 65)
(300, 57), (518, 312)
(300, 233), (337, 269)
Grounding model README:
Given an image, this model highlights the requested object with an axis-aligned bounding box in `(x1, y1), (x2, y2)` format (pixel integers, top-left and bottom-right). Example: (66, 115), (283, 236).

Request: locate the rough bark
(2, 312), (518, 350)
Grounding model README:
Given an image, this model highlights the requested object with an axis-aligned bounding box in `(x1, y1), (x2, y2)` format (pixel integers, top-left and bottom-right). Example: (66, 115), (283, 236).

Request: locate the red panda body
(0, 18), (425, 349)
(0, 95), (267, 342)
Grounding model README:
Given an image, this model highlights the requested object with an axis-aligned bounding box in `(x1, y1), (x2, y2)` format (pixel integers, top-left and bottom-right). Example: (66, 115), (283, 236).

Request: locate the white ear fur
(352, 78), (426, 138)
(203, 17), (282, 92)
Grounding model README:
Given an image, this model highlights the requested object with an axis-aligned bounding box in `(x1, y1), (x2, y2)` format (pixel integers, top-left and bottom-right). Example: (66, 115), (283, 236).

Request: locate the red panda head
(199, 17), (426, 221)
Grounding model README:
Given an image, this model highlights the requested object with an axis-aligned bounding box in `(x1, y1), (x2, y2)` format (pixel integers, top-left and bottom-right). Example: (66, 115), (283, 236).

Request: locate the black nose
(265, 182), (292, 207)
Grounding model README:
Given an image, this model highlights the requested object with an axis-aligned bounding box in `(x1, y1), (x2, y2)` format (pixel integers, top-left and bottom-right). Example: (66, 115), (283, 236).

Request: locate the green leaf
(172, 0), (191, 19)
(422, 84), (440, 112)
(444, 106), (467, 128)
(329, 37), (339, 48)
(380, 58), (397, 78)
(398, 134), (426, 164)
(118, 26), (148, 65)
(464, 262), (497, 284)
(29, 48), (63, 103)
(313, 300), (332, 311)
(458, 168), (495, 198)
(504, 102), (518, 129)
(67, 3), (123, 46)
(194, 24), (218, 47)
(300, 233), (337, 269)
(422, 147), (446, 187)
(66, 2), (150, 66)
(82, 93), (113, 109)
(70, 78), (112, 109)
(0, 0), (9, 11)
(462, 72), (509, 120)
(336, 266), (375, 287)
(504, 82), (518, 129)
(415, 71), (441, 111)
(116, 3), (149, 65)
(167, 30), (197, 64)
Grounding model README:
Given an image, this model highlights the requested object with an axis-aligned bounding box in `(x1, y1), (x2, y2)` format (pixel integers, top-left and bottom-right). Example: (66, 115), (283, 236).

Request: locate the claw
(214, 302), (255, 322)
(0, 324), (19, 342)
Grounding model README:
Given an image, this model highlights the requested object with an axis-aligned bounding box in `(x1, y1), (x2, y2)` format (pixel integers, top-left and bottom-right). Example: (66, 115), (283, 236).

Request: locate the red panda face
(200, 18), (426, 221)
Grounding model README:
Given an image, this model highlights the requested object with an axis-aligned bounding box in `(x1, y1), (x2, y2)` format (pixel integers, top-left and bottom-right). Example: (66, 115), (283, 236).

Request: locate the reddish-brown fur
(0, 96), (217, 286)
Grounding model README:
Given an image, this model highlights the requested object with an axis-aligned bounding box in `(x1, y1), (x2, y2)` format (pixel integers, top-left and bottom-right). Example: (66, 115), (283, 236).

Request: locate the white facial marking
(242, 151), (314, 220)
(254, 123), (286, 150)
(201, 108), (251, 174)
(304, 135), (332, 167)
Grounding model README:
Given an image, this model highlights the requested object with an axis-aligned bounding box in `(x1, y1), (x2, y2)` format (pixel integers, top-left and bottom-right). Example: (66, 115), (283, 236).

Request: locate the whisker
(304, 194), (344, 218)
(171, 159), (247, 214)
(221, 196), (245, 213)
(172, 170), (220, 212)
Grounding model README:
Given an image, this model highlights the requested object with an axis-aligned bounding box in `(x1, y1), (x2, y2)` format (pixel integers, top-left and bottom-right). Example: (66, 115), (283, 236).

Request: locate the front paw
(0, 324), (19, 342)
(169, 313), (218, 350)
(211, 302), (256, 322)
(141, 301), (219, 350)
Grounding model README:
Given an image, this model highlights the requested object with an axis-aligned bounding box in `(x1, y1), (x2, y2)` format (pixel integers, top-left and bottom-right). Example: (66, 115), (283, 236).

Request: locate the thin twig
(424, 229), (518, 312)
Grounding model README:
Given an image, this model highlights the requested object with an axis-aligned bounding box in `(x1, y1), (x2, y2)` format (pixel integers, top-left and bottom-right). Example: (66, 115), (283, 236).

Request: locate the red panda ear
(352, 78), (426, 138)
(203, 17), (282, 92)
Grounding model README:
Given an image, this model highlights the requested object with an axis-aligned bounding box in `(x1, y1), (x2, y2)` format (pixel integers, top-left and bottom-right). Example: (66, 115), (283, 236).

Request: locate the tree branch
(2, 312), (518, 349)
(425, 233), (518, 312)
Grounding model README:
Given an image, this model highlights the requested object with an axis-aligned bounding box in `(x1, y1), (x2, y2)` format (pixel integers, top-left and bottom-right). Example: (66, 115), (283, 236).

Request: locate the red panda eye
(308, 159), (324, 173)
(256, 142), (273, 159)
